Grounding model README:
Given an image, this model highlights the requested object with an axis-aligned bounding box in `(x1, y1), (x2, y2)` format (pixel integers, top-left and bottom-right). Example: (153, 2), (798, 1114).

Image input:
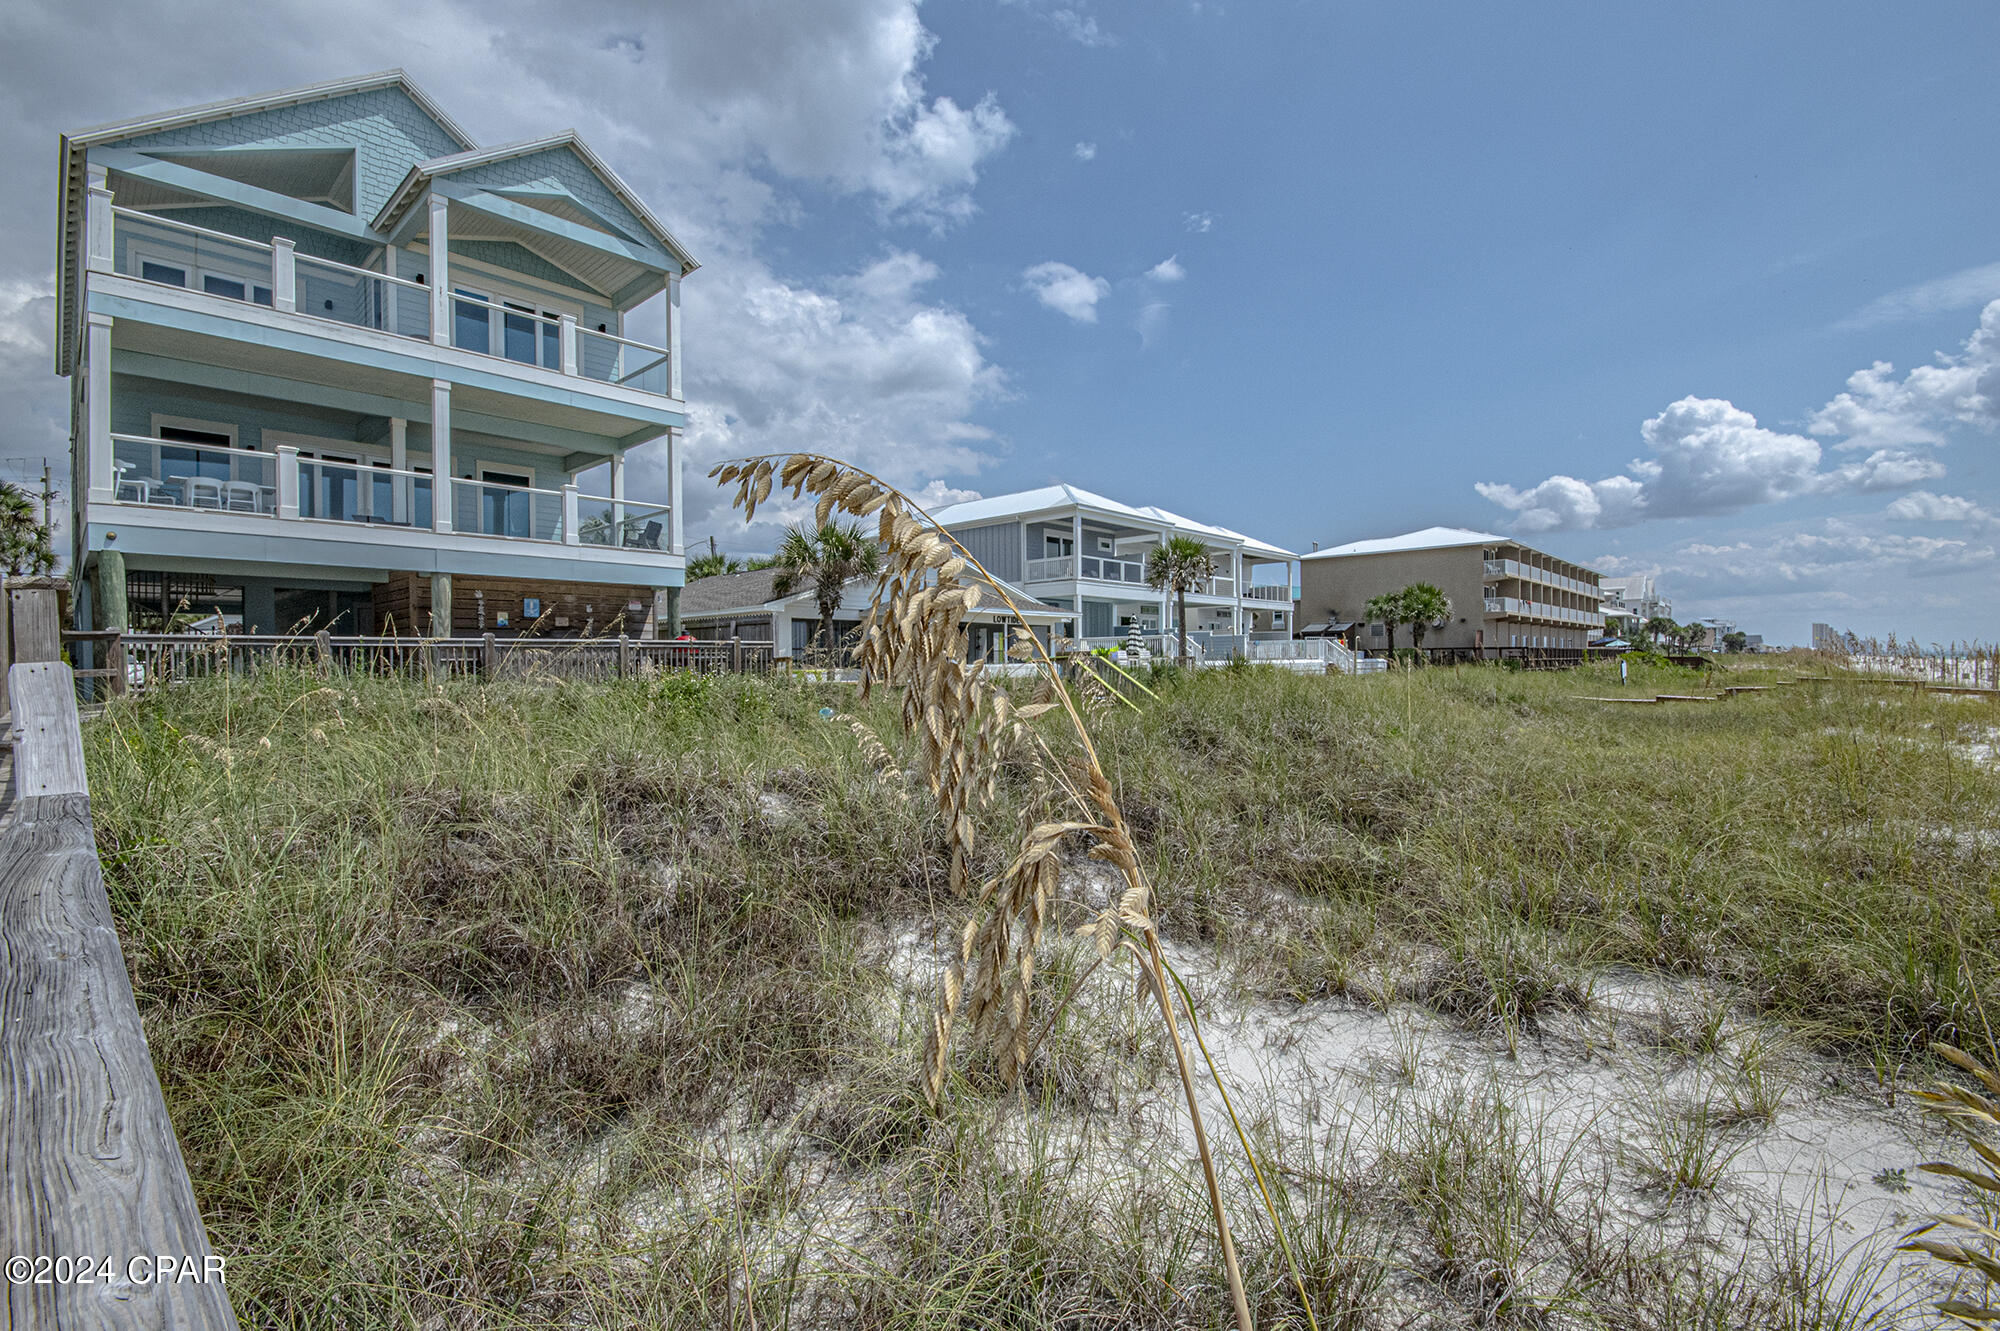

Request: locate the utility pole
(709, 534), (718, 559)
(40, 461), (54, 533)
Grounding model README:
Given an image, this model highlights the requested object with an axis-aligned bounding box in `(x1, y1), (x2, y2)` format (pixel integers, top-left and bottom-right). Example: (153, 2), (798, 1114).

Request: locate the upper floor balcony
(104, 208), (677, 403)
(1481, 557), (1599, 599)
(96, 431), (678, 580)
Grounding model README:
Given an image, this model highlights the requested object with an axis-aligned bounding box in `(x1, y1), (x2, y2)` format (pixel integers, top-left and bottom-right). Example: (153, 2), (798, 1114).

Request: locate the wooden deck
(1, 662), (238, 1329)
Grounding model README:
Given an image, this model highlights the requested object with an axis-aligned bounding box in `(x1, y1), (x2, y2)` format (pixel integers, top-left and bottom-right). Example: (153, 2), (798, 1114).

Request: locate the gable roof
(55, 70), (471, 374)
(372, 133), (698, 275)
(1299, 526), (1505, 560)
(62, 68), (474, 153)
(930, 483), (1298, 560)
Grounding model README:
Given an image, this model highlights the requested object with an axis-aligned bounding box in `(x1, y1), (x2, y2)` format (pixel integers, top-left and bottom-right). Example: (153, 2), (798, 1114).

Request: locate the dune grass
(82, 654), (1999, 1326)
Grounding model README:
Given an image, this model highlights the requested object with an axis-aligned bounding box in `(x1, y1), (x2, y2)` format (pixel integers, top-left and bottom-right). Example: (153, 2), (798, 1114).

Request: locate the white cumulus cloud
(1146, 255), (1185, 283)
(1022, 261), (1111, 322)
(1809, 299), (2000, 451)
(1884, 490), (1995, 525)
(1073, 141), (1097, 161)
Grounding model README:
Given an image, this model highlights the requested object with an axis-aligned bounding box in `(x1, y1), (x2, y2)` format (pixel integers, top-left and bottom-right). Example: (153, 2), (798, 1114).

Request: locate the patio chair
(179, 476), (226, 509)
(635, 520), (663, 550)
(223, 480), (263, 513)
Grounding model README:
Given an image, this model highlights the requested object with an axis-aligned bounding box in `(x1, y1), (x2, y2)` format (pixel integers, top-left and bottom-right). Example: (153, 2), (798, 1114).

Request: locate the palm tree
(0, 482), (54, 576)
(1145, 535), (1214, 666)
(1402, 582), (1453, 653)
(1364, 589), (1407, 654)
(771, 522), (882, 657)
(686, 550), (743, 581)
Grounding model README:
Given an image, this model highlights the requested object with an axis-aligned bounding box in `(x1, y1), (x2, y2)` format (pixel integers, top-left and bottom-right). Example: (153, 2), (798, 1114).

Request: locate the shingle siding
(445, 147), (653, 245)
(118, 87), (463, 218)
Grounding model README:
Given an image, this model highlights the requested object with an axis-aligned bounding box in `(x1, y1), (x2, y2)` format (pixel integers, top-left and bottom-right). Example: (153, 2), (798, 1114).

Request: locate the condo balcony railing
(109, 208), (676, 398)
(1481, 558), (1597, 598)
(1243, 584), (1294, 602)
(1482, 595), (1606, 627)
(102, 433), (671, 553)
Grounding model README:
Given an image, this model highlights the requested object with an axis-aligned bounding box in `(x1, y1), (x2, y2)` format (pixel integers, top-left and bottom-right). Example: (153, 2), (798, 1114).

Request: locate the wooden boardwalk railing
(1, 662), (238, 1329)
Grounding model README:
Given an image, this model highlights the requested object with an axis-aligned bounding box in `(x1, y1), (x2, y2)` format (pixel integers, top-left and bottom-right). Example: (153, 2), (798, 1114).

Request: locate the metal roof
(1299, 526), (1507, 561)
(929, 483), (1298, 560)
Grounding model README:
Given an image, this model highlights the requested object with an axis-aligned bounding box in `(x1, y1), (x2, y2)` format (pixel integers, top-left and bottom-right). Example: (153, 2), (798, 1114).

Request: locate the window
(141, 260), (187, 286)
(202, 273), (273, 306)
(1044, 535), (1074, 557)
(454, 288), (491, 354)
(479, 467), (534, 538)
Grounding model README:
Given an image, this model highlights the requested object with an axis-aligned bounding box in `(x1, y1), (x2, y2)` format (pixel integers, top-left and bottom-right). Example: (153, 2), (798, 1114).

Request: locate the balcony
(1024, 553), (1150, 585)
(107, 209), (676, 401)
(101, 433), (672, 564)
(1482, 557), (1598, 599)
(1244, 584), (1293, 602)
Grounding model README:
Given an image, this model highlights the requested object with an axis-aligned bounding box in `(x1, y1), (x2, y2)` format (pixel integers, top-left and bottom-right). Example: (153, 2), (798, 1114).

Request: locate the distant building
(929, 484), (1297, 642)
(1297, 526), (1604, 652)
(1599, 574), (1670, 631)
(1811, 622), (1843, 652)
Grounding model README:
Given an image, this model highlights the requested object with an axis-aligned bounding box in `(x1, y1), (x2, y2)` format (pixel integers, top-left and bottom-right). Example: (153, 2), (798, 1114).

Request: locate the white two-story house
(930, 485), (1298, 643)
(56, 70), (694, 638)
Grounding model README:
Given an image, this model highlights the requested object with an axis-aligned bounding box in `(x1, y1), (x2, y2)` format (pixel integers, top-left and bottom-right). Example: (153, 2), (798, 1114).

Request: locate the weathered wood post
(2, 662), (240, 1329)
(313, 630), (333, 668)
(617, 634), (632, 678)
(732, 638), (743, 673)
(482, 632), (496, 679)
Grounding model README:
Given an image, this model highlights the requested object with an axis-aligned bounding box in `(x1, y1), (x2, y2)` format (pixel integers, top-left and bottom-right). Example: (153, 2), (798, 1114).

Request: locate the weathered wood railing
(99, 632), (776, 696)
(1, 661), (238, 1328)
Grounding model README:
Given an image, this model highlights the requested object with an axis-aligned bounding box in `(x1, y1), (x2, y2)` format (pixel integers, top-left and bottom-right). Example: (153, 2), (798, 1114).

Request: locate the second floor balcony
(102, 432), (673, 566)
(103, 208), (677, 401)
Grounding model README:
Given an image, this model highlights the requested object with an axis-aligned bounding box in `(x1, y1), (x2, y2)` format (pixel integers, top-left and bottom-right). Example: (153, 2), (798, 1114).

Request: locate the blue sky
(2, 1), (1995, 643)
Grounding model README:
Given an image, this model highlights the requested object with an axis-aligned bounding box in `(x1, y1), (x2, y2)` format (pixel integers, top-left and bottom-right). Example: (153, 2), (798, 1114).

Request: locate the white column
(271, 237), (297, 312)
(389, 417), (409, 524)
(383, 243), (398, 332)
(1159, 525), (1173, 637)
(84, 313), (115, 502)
(85, 173), (115, 275)
(561, 484), (580, 545)
(559, 313), (578, 376)
(430, 378), (453, 533)
(1071, 512), (1084, 638)
(275, 446), (300, 519)
(665, 272), (683, 399)
(427, 194), (451, 347)
(609, 449), (626, 540)
(1019, 520), (1029, 580)
(666, 427), (684, 556)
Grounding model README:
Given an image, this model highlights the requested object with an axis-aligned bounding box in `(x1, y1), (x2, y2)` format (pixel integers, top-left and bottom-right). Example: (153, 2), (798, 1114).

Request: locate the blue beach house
(55, 70), (695, 637)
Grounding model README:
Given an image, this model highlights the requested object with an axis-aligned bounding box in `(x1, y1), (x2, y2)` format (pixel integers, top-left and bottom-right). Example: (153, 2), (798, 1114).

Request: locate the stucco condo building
(56, 71), (695, 637)
(1299, 527), (1604, 652)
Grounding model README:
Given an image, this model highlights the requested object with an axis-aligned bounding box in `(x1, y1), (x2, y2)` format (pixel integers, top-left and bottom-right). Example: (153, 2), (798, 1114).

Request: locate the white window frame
(128, 241), (273, 308)
(149, 414), (239, 447)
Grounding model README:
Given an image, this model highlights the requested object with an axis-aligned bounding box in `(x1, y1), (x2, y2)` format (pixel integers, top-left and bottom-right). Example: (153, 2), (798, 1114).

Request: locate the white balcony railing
(574, 495), (672, 550)
(1079, 554), (1147, 584)
(1482, 557), (1599, 600)
(1025, 555), (1074, 581)
(109, 208), (677, 399)
(1244, 584), (1292, 602)
(101, 434), (672, 555)
(114, 208), (431, 340)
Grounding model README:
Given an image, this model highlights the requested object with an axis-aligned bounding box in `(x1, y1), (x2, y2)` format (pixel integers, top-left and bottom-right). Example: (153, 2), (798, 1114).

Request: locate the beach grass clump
(81, 643), (2000, 1326)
